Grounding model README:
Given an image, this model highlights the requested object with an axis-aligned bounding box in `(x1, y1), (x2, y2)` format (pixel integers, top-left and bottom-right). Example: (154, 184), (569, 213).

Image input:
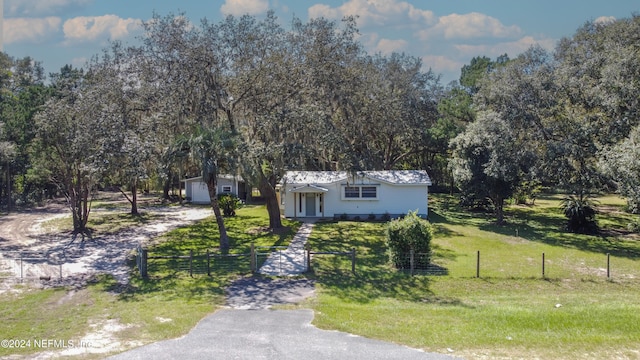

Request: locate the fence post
(410, 249), (415, 276)
(59, 262), (62, 279)
(351, 248), (356, 274)
(250, 243), (256, 273)
(138, 248), (148, 279)
(305, 243), (311, 272)
(207, 250), (211, 276)
(542, 252), (546, 278)
(607, 253), (611, 280)
(476, 251), (480, 278)
(189, 250), (193, 277)
(20, 252), (23, 280)
(142, 249), (148, 278)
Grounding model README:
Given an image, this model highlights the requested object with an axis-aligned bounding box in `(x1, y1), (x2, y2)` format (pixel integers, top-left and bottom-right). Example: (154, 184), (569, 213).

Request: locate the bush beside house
(386, 211), (433, 269)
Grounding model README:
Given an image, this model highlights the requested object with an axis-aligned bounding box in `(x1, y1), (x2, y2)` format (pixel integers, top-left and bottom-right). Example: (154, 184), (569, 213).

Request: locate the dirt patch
(28, 318), (142, 359)
(0, 200), (214, 292)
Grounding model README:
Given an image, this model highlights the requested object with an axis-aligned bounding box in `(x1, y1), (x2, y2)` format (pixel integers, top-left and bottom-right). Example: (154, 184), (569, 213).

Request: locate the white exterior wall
(184, 177), (239, 204)
(216, 177), (237, 195)
(282, 181), (428, 218)
(190, 180), (210, 204)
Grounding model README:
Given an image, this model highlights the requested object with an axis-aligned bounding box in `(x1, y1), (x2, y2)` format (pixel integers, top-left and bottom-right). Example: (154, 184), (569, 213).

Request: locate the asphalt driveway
(109, 309), (460, 360)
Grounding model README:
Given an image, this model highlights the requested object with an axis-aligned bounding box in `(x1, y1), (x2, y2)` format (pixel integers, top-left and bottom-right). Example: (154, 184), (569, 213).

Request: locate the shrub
(386, 211), (432, 269)
(368, 213), (376, 221)
(560, 194), (599, 234)
(626, 198), (640, 214)
(628, 218), (640, 233)
(217, 193), (242, 217)
(339, 213), (348, 221)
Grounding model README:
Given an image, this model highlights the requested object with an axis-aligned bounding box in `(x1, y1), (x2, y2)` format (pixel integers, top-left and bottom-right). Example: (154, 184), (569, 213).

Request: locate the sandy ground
(0, 200), (213, 291)
(0, 198), (217, 358)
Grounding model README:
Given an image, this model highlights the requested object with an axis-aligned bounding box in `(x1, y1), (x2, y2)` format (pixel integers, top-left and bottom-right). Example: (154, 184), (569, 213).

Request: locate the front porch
(289, 185), (327, 218)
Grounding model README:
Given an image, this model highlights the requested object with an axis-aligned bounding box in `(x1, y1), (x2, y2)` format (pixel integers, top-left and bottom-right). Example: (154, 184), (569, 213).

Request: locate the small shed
(183, 175), (246, 204)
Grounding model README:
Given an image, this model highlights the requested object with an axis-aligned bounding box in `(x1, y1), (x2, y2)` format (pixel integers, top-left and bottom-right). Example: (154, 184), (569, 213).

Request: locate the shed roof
(183, 174), (244, 183)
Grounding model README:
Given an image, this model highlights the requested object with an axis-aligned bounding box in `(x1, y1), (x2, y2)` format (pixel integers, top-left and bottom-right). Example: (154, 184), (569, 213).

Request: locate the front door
(305, 194), (316, 216)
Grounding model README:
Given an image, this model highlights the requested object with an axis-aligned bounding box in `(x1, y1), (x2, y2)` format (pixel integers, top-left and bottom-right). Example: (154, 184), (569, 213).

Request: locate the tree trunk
(258, 174), (283, 229)
(130, 179), (138, 215)
(493, 195), (505, 225)
(162, 174), (171, 200)
(6, 163), (11, 212)
(118, 180), (139, 215)
(206, 176), (229, 253)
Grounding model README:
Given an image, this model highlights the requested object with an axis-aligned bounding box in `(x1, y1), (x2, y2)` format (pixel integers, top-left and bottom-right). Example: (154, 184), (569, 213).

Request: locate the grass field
(2, 195), (639, 359)
(0, 205), (298, 358)
(306, 193), (640, 359)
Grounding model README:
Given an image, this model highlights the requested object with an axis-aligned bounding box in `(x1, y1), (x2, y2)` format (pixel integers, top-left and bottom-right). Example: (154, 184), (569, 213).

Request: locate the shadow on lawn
(308, 267), (470, 308)
(107, 272), (229, 304)
(307, 221), (468, 307)
(429, 194), (640, 259)
(480, 214), (640, 259)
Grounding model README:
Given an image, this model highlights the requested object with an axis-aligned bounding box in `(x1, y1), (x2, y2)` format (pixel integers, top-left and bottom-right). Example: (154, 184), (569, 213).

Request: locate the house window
(221, 185), (232, 193)
(361, 186), (377, 198)
(342, 185), (379, 200)
(344, 186), (360, 198)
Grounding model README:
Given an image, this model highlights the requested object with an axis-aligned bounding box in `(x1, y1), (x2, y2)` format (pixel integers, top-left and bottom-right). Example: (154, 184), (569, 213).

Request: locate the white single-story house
(183, 175), (246, 204)
(277, 170), (432, 219)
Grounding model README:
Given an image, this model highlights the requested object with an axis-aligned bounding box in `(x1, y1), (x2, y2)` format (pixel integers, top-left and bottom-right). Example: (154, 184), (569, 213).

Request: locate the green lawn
(0, 205), (299, 358)
(307, 194), (640, 360)
(3, 196), (639, 359)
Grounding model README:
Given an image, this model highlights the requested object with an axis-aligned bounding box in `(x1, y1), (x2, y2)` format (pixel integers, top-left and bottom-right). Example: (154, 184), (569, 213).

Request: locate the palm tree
(178, 126), (238, 253)
(560, 193), (599, 234)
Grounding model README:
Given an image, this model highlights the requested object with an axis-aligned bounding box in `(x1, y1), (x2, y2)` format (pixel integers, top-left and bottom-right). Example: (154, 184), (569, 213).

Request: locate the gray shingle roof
(282, 170), (431, 185)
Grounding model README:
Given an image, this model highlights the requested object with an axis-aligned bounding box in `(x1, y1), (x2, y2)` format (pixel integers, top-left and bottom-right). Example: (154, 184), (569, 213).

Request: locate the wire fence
(140, 248), (254, 277)
(0, 251), (65, 281)
(136, 244), (358, 278)
(446, 250), (630, 281)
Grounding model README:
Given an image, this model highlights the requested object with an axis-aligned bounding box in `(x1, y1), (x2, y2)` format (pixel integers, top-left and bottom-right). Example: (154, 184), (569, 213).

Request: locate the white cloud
(4, 17), (62, 44)
(594, 16), (616, 25)
(309, 0), (435, 28)
(419, 12), (521, 40)
(6, 0), (91, 17)
(220, 0), (269, 16)
(62, 15), (142, 45)
(376, 38), (408, 55)
(421, 55), (463, 75)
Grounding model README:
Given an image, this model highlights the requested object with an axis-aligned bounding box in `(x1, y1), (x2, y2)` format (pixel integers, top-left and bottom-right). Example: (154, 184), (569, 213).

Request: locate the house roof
(282, 170), (432, 186)
(289, 184), (329, 193)
(183, 174), (244, 182)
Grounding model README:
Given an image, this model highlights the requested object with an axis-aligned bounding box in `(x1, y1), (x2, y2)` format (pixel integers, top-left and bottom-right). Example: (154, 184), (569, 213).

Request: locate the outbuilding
(183, 175), (246, 204)
(278, 170), (431, 219)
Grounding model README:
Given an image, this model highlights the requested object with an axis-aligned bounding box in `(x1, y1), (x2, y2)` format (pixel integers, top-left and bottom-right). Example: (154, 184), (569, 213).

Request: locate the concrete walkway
(258, 221), (314, 276)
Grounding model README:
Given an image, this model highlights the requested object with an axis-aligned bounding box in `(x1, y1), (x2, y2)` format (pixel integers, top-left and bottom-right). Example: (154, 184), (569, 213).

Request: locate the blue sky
(3, 0), (639, 84)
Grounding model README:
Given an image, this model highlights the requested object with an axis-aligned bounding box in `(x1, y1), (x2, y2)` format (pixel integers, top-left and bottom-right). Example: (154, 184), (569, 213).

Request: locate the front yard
(306, 193), (640, 359)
